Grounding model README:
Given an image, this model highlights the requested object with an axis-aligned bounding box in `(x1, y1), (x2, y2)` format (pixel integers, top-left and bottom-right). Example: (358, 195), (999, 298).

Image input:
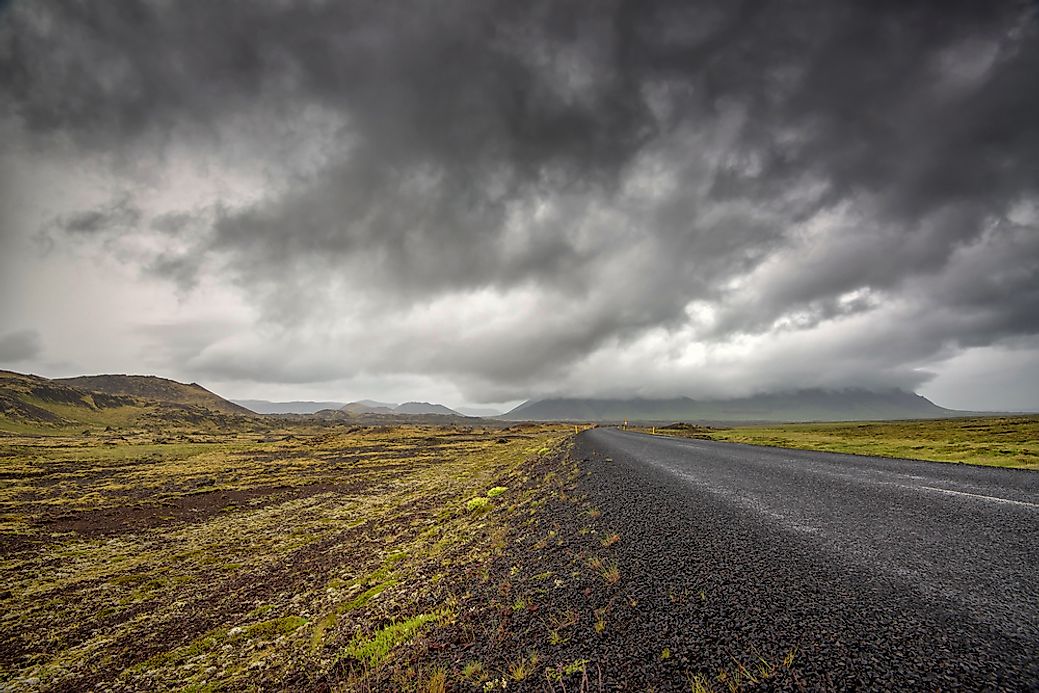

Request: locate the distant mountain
(56, 374), (251, 415)
(358, 399), (397, 409)
(338, 400), (463, 416)
(234, 399), (346, 415)
(340, 401), (397, 415)
(502, 389), (958, 423)
(394, 401), (461, 416)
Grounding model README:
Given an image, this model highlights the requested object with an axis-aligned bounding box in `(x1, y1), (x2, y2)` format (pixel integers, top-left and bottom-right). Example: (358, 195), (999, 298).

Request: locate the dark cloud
(0, 329), (42, 363)
(54, 196), (142, 235)
(1, 0), (1037, 401)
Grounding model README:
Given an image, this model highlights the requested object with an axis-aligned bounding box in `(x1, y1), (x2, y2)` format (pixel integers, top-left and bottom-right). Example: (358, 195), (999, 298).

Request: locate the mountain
(234, 399), (346, 415)
(358, 399), (397, 409)
(340, 401), (397, 415)
(502, 389), (958, 423)
(339, 400), (463, 416)
(0, 370), (253, 431)
(393, 401), (461, 416)
(56, 374), (251, 415)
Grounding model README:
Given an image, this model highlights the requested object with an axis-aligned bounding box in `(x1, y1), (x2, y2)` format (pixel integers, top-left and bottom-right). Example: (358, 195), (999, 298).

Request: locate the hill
(339, 400), (463, 416)
(502, 389), (958, 423)
(0, 370), (254, 432)
(234, 399), (346, 415)
(0, 370), (136, 429)
(394, 401), (461, 416)
(55, 374), (251, 415)
(340, 401), (397, 415)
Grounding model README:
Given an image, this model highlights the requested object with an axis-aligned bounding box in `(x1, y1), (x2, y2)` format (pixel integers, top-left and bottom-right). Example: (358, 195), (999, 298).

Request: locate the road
(575, 427), (1039, 689)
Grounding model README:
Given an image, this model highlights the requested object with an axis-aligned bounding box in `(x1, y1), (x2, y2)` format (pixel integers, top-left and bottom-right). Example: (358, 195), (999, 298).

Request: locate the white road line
(916, 485), (1039, 509)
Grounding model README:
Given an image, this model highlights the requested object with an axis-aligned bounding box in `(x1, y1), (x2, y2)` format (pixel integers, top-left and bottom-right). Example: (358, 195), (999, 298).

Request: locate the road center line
(915, 485), (1039, 509)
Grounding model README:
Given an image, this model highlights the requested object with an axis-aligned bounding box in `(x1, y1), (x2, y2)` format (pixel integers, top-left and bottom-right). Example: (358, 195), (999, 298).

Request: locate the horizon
(2, 2), (1038, 412)
(11, 365), (1037, 416)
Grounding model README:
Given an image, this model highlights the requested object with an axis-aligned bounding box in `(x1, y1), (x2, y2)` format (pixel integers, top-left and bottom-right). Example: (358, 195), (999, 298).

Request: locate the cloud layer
(1, 0), (1037, 406)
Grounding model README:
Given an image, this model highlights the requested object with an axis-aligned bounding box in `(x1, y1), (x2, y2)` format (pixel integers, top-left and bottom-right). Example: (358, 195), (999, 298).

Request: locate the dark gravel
(572, 428), (1039, 691)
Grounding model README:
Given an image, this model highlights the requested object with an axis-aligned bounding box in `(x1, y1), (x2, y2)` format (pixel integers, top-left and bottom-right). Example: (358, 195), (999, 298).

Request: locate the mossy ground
(0, 422), (580, 690)
(640, 415), (1039, 469)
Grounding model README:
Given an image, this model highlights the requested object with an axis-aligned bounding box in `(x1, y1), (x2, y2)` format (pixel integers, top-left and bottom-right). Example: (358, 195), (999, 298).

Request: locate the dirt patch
(38, 483), (357, 539)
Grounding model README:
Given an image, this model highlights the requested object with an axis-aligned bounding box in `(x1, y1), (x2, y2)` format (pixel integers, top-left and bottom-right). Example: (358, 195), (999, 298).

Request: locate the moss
(466, 496), (490, 512)
(139, 627), (230, 669)
(0, 423), (573, 689)
(486, 486), (508, 498)
(242, 616), (307, 640)
(246, 604), (276, 618)
(339, 580), (395, 613)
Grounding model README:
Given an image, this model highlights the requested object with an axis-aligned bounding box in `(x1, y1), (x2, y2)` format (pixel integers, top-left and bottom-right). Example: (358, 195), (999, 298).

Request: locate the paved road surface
(575, 427), (1039, 689)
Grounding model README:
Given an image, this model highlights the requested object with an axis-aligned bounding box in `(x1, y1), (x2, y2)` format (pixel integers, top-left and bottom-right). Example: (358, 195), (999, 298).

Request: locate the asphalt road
(575, 427), (1039, 690)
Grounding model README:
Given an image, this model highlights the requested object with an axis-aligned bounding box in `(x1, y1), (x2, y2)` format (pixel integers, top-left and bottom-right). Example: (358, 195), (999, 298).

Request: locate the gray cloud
(2, 0), (1037, 404)
(54, 196), (142, 235)
(0, 329), (42, 364)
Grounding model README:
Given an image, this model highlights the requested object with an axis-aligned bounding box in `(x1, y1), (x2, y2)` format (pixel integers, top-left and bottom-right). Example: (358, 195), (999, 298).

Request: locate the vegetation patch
(643, 415), (1039, 469)
(341, 611), (445, 668)
(0, 421), (576, 690)
(465, 496), (491, 512)
(242, 616), (307, 640)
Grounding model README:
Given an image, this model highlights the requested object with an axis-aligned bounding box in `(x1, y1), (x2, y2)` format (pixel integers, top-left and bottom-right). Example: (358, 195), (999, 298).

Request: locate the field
(0, 422), (629, 691)
(4, 385), (1035, 691)
(646, 415), (1039, 469)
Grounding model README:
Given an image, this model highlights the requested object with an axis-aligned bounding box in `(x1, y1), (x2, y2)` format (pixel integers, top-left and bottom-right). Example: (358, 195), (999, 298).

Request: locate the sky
(1, 0), (1038, 413)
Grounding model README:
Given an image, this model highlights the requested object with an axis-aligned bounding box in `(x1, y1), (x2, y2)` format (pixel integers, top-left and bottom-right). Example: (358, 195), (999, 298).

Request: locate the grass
(342, 611), (445, 667)
(686, 649), (796, 692)
(507, 651), (539, 681)
(644, 415), (1039, 469)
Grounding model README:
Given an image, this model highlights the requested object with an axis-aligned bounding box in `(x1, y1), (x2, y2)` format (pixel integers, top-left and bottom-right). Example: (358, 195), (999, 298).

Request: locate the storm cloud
(1, 0), (1037, 407)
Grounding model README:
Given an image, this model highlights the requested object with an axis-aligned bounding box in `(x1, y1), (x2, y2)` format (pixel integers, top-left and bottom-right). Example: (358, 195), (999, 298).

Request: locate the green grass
(655, 416), (1039, 469)
(342, 581), (395, 611)
(341, 611), (444, 667)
